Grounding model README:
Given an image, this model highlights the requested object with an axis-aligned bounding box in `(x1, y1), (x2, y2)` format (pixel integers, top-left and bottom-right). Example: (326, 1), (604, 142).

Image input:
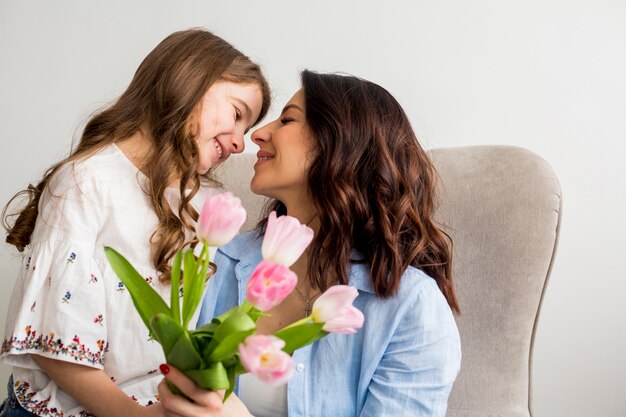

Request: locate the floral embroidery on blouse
(1, 326), (108, 366)
(89, 274), (98, 283)
(62, 291), (72, 303)
(93, 314), (104, 326)
(145, 276), (154, 286)
(14, 379), (97, 417)
(67, 252), (77, 264)
(25, 256), (32, 270)
(116, 281), (126, 293)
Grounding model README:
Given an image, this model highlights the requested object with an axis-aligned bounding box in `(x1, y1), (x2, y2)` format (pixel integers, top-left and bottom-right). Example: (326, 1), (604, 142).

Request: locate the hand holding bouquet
(104, 192), (364, 399)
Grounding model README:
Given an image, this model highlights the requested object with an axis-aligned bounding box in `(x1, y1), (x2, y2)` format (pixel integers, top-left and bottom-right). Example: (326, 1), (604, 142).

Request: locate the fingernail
(159, 364), (170, 375)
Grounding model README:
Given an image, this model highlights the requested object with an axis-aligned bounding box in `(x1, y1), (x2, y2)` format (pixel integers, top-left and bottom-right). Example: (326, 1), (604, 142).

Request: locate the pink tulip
(238, 335), (294, 386)
(246, 260), (298, 312)
(262, 211), (314, 267)
(196, 192), (246, 246)
(312, 285), (365, 334)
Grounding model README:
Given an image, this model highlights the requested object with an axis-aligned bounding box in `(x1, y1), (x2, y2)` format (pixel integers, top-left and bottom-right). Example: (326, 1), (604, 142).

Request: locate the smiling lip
(255, 150), (274, 167)
(214, 138), (228, 161)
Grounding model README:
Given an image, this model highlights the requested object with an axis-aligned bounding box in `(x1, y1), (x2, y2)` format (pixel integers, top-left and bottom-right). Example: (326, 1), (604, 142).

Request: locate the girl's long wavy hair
(3, 28), (271, 282)
(262, 70), (459, 313)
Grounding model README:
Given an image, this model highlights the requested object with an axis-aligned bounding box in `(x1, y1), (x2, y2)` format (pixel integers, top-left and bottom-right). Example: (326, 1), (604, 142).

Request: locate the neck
(116, 128), (154, 174)
(283, 199), (318, 234)
(117, 128), (182, 189)
(283, 199), (320, 292)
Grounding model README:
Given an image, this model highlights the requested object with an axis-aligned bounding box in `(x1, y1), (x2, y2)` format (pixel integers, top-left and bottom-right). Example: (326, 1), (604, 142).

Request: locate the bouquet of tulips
(104, 192), (364, 399)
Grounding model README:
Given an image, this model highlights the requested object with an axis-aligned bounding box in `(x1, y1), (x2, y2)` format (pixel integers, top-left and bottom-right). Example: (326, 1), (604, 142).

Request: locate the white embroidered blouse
(1, 144), (205, 417)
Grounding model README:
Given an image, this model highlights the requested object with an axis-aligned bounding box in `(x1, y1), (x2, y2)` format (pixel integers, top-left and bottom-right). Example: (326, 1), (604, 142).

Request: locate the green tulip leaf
(104, 247), (171, 331)
(170, 250), (182, 325)
(192, 322), (218, 336)
(213, 308), (236, 325)
(150, 313), (184, 355)
(185, 362), (229, 390)
(166, 331), (203, 371)
(275, 321), (326, 354)
(213, 312), (256, 342)
(181, 250), (197, 328)
(224, 365), (237, 401)
(208, 329), (255, 362)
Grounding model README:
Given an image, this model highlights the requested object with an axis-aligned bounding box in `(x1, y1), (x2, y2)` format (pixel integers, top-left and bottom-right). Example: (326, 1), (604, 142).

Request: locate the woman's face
(191, 81), (263, 174)
(250, 89), (314, 204)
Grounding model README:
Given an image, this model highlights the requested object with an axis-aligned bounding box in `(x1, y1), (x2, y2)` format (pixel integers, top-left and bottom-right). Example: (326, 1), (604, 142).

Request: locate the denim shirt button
(296, 363), (305, 373)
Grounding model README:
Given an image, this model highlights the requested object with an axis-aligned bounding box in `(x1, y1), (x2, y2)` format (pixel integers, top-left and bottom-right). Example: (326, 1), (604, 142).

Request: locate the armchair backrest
(213, 145), (562, 417)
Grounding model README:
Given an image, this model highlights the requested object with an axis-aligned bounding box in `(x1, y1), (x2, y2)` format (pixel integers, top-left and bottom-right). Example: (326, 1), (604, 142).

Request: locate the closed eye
(280, 117), (295, 124)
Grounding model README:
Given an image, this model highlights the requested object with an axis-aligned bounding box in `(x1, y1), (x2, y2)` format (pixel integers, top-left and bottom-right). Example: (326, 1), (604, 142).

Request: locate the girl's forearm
(32, 355), (158, 417)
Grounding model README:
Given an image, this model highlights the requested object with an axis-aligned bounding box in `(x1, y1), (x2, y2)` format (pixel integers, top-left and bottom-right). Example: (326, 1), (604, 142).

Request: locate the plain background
(1, 1), (625, 416)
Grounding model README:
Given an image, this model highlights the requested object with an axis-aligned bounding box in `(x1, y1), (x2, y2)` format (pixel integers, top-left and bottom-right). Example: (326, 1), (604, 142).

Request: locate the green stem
(199, 244), (208, 269)
(238, 300), (253, 314)
(278, 315), (313, 332)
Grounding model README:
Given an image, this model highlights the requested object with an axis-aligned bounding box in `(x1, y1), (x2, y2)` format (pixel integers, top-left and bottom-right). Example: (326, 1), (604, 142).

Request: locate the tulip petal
(262, 211), (314, 267)
(246, 260), (298, 312)
(312, 285), (359, 323)
(238, 335), (293, 386)
(196, 192), (247, 247)
(321, 306), (365, 334)
(312, 285), (364, 334)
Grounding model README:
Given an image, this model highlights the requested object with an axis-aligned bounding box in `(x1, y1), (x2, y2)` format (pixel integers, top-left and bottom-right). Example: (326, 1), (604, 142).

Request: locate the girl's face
(250, 90), (314, 205)
(191, 81), (263, 174)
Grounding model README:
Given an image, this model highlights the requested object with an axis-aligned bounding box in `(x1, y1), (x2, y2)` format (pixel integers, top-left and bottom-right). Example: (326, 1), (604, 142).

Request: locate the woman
(0, 29), (270, 417)
(163, 70), (462, 417)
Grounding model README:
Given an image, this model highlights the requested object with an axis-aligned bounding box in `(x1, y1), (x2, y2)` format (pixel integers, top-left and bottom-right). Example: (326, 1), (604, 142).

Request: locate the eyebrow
(281, 104), (304, 115)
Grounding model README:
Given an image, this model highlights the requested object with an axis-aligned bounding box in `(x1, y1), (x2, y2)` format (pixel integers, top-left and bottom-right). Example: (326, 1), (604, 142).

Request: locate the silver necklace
(294, 286), (320, 318)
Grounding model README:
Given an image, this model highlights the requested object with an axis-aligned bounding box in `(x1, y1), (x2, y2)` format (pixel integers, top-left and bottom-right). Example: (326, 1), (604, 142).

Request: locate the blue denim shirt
(198, 232), (461, 417)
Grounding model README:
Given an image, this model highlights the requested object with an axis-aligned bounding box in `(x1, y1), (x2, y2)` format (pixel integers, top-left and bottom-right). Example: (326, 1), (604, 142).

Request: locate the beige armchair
(214, 145), (562, 417)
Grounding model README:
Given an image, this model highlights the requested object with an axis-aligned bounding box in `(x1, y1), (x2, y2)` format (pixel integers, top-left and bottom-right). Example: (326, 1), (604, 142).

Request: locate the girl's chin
(197, 155), (221, 174)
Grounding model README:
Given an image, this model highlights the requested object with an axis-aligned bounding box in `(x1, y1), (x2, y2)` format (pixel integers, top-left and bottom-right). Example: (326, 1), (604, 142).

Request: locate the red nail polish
(159, 364), (170, 375)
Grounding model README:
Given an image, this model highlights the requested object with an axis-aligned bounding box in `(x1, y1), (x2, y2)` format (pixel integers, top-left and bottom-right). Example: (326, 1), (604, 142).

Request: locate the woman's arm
(359, 280), (462, 417)
(33, 356), (164, 417)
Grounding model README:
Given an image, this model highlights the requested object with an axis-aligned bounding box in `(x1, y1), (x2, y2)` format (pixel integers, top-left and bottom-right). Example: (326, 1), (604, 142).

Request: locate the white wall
(1, 1), (625, 416)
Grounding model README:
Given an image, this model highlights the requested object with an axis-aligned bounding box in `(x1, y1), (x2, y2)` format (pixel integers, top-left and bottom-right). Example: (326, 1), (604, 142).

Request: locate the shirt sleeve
(1, 161), (108, 370)
(359, 281), (462, 417)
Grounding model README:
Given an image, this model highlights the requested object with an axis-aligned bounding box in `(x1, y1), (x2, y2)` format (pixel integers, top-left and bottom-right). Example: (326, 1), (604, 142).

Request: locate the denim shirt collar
(220, 232), (375, 294)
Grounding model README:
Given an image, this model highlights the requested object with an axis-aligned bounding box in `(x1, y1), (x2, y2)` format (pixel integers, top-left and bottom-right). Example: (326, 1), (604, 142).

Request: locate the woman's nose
(251, 123), (271, 145)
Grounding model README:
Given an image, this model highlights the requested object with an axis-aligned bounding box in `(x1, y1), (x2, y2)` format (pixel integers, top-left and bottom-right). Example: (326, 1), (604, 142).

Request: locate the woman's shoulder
(400, 266), (440, 295)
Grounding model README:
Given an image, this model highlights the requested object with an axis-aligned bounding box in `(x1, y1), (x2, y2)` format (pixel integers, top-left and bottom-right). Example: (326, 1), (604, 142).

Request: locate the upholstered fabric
(212, 146), (562, 417)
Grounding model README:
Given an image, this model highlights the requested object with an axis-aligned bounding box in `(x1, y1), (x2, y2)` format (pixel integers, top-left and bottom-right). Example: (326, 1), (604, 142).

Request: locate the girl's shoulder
(46, 144), (146, 200)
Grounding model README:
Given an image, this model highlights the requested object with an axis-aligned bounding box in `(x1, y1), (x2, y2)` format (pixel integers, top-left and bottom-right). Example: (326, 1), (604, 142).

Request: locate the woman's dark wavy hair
(262, 70), (459, 313)
(3, 29), (271, 282)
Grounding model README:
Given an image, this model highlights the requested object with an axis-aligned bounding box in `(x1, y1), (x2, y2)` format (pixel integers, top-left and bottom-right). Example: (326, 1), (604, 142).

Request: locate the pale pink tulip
(196, 192), (246, 246)
(238, 335), (294, 386)
(246, 260), (298, 312)
(312, 285), (365, 334)
(262, 211), (314, 267)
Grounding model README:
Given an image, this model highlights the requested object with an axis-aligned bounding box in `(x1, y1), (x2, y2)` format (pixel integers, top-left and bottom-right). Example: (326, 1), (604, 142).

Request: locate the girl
(167, 70), (461, 417)
(0, 29), (270, 417)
